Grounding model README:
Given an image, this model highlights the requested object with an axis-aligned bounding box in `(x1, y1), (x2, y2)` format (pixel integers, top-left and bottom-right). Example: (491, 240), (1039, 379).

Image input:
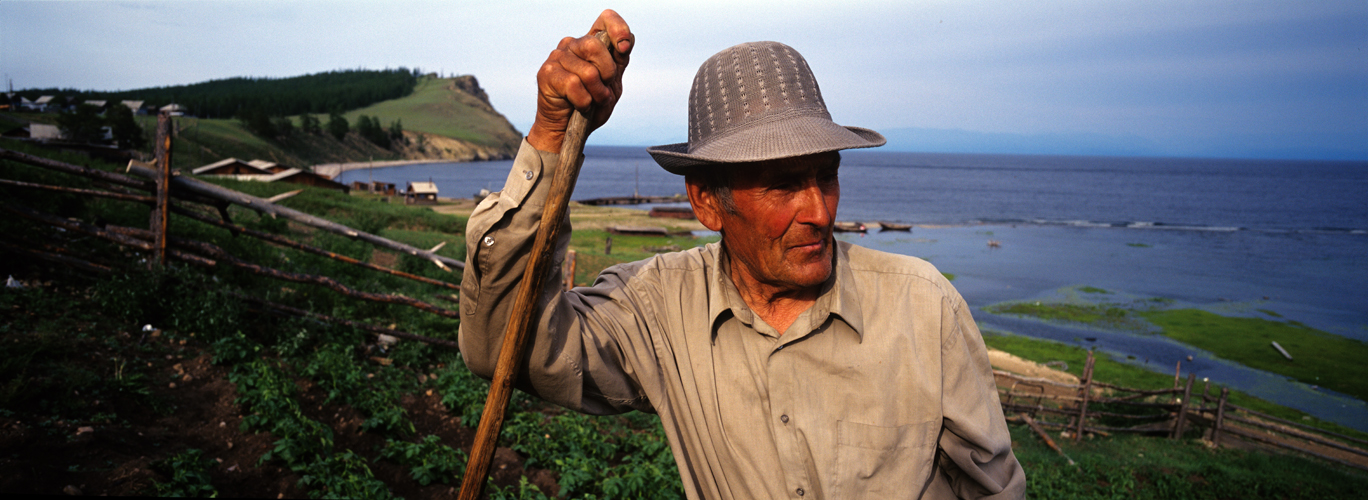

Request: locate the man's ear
(685, 178), (725, 232)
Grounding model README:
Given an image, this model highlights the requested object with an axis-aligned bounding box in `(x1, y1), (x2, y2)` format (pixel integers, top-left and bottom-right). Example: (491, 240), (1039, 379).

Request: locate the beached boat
(833, 221), (868, 233)
(878, 221), (912, 231)
(649, 206), (695, 219)
(607, 226), (671, 236)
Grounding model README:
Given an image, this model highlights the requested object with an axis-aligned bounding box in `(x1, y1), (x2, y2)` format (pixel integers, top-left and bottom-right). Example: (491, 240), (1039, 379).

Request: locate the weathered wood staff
(457, 30), (615, 500)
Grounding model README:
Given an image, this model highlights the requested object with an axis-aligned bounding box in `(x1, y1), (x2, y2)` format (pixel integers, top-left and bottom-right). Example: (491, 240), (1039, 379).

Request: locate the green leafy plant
(379, 435), (468, 486)
(151, 448), (218, 497)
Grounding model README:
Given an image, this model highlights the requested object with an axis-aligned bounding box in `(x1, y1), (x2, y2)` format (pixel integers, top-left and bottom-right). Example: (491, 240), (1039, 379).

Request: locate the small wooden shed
(406, 181), (439, 205)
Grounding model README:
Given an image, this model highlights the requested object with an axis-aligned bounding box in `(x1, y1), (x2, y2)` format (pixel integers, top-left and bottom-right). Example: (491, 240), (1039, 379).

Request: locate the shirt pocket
(832, 419), (938, 500)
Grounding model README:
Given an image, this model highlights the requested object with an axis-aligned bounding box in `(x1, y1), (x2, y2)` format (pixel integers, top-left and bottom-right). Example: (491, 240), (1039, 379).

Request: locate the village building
(191, 158), (348, 193)
(28, 123), (63, 141)
(82, 100), (108, 113)
(193, 158), (274, 177)
(160, 103), (186, 116)
(405, 181), (439, 205)
(263, 168), (350, 193)
(247, 159), (290, 174)
(349, 180), (398, 196)
(121, 100), (146, 115)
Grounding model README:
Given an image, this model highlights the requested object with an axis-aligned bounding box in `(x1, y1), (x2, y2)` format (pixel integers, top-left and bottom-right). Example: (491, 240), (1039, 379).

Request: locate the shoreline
(311, 158), (469, 179)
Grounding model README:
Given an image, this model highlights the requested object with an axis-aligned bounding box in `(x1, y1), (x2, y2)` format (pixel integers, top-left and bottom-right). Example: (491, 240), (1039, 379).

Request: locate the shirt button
(483, 236), (495, 247)
(523, 170), (534, 180)
(780, 414), (789, 424)
(796, 487), (805, 496)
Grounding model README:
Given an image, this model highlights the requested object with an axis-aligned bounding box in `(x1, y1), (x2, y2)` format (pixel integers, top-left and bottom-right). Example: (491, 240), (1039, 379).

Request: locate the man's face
(694, 152), (841, 294)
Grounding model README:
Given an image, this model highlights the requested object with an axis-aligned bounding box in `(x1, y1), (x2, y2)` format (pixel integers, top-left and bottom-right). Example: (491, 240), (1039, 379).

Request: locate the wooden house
(193, 158), (273, 177)
(121, 101), (146, 115)
(371, 181), (396, 196)
(265, 169), (350, 193)
(247, 160), (289, 174)
(406, 181), (439, 205)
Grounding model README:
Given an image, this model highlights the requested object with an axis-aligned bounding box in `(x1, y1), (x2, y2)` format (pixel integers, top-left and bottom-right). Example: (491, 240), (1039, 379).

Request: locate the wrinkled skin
(527, 9), (634, 153)
(687, 152), (842, 334)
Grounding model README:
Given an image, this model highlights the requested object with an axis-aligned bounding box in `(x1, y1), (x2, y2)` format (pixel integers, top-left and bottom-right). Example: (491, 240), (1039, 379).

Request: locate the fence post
(1074, 350), (1095, 443)
(1173, 373), (1195, 439)
(149, 111), (173, 269)
(1173, 360), (1182, 389)
(562, 249), (577, 290)
(1212, 387), (1230, 446)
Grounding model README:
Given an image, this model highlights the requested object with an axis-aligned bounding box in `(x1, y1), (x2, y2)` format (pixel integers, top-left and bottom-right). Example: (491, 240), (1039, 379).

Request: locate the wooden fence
(999, 350), (1368, 471)
(1, 112), (462, 348)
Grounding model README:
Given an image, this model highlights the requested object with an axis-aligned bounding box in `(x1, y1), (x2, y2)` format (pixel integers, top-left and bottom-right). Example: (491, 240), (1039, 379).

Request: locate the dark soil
(0, 272), (554, 498)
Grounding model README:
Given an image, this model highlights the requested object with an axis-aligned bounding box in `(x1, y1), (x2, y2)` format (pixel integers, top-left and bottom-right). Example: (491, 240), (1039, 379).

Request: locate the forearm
(458, 139), (649, 414)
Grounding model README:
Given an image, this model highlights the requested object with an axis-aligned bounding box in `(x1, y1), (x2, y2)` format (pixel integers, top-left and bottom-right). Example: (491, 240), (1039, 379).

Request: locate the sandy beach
(311, 159), (461, 180)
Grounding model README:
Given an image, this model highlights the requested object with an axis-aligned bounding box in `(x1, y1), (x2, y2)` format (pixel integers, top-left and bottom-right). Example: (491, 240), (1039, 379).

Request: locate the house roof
(246, 160), (288, 173)
(407, 181), (438, 194)
(265, 169), (349, 190)
(84, 100), (107, 107)
(34, 96), (55, 104)
(121, 100), (144, 110)
(192, 158), (272, 176)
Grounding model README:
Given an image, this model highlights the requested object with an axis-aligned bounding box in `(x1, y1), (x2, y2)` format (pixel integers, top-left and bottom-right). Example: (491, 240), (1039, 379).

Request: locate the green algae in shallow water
(985, 301), (1144, 331)
(1140, 309), (1368, 403)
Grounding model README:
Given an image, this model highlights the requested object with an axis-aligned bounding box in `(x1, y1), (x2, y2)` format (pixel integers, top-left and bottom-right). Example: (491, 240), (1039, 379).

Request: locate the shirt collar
(706, 239), (866, 342)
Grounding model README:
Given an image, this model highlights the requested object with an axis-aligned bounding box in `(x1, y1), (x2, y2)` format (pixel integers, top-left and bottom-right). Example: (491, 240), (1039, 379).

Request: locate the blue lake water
(340, 146), (1368, 430)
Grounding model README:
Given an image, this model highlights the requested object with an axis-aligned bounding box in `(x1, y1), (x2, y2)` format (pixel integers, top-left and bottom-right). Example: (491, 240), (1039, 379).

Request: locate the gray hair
(686, 166), (739, 215)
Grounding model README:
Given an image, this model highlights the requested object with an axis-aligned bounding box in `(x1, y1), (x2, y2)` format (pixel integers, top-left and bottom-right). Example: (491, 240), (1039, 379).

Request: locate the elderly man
(460, 9), (1025, 499)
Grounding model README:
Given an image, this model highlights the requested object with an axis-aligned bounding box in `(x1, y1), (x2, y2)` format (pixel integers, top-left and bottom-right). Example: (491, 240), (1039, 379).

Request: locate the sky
(2, 0), (1365, 160)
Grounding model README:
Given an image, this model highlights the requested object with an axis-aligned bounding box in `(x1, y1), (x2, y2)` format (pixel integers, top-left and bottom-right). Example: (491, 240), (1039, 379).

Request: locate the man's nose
(794, 179), (834, 227)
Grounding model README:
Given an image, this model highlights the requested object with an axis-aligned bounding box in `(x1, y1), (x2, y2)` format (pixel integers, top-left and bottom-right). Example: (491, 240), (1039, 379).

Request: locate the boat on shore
(878, 221), (912, 231)
(833, 221), (868, 233)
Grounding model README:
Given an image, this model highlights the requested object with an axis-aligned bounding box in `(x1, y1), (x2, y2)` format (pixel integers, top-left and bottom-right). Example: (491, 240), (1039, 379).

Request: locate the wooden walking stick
(457, 30), (616, 499)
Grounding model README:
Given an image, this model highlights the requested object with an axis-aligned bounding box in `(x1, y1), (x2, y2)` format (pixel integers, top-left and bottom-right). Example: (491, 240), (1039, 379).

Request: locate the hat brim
(647, 116), (886, 175)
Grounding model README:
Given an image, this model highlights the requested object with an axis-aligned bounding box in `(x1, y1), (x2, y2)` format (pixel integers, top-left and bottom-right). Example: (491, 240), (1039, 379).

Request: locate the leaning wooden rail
(0, 238), (112, 273)
(124, 161), (463, 271)
(167, 203), (460, 292)
(0, 173), (461, 293)
(1222, 401), (1368, 448)
(2, 148), (463, 271)
(105, 224), (460, 319)
(0, 177), (156, 203)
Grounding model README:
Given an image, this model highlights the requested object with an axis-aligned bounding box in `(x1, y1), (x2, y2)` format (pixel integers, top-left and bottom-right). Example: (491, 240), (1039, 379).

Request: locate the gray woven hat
(647, 41), (885, 175)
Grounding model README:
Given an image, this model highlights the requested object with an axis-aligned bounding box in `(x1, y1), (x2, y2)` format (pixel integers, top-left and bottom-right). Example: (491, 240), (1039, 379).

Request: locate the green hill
(2, 73), (522, 171)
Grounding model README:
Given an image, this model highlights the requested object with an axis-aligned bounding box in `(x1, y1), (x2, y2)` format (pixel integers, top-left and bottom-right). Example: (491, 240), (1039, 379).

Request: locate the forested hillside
(15, 68), (420, 119)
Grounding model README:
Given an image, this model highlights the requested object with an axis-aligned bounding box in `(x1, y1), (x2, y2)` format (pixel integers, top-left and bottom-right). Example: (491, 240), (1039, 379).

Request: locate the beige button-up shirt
(460, 140), (1025, 499)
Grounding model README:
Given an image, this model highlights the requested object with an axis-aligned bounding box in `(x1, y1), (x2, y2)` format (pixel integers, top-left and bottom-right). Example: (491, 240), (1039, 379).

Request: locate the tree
(388, 119), (405, 145)
(300, 113), (321, 134)
(273, 116), (295, 137)
(106, 104), (147, 150)
(237, 108), (276, 138)
(56, 104), (107, 144)
(327, 111), (349, 141)
(355, 114), (390, 148)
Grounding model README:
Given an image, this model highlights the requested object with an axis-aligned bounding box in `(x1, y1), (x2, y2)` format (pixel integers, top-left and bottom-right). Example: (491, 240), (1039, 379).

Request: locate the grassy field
(1010, 423), (1368, 499)
(1141, 308), (1368, 402)
(341, 76), (521, 149)
(983, 293), (1368, 440)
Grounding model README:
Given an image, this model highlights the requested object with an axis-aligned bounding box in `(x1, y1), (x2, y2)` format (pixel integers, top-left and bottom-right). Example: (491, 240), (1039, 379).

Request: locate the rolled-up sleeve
(936, 293), (1027, 499)
(458, 139), (653, 415)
